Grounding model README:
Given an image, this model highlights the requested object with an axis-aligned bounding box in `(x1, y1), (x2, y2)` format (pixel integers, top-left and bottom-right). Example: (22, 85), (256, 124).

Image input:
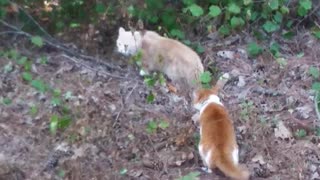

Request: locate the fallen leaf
(252, 154), (266, 165)
(167, 83), (177, 93)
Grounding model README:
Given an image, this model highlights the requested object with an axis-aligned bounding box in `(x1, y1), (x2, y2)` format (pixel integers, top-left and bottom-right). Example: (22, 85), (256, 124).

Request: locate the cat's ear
(119, 27), (125, 34)
(211, 85), (219, 94)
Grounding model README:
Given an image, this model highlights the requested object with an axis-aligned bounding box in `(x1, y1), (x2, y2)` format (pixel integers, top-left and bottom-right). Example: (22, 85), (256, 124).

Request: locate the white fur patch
(232, 148), (239, 165)
(194, 95), (223, 114)
(205, 149), (212, 167)
(116, 27), (142, 56)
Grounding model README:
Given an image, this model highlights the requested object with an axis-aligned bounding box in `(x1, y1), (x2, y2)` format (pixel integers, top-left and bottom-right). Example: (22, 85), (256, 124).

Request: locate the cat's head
(193, 85), (219, 110)
(116, 27), (141, 56)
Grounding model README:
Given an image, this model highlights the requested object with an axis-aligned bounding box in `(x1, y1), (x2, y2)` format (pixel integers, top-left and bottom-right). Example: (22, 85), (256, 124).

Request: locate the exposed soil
(1, 27), (320, 180)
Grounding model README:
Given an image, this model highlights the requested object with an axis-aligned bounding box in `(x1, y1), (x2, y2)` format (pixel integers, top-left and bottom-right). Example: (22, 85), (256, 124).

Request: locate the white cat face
(116, 27), (141, 56)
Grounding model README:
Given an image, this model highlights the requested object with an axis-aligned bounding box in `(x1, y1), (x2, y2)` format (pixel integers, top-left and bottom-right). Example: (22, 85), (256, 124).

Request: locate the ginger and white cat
(193, 85), (249, 180)
(116, 27), (204, 90)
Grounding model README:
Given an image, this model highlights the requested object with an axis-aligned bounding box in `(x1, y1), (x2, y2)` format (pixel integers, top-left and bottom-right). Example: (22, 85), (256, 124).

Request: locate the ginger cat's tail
(214, 152), (250, 180)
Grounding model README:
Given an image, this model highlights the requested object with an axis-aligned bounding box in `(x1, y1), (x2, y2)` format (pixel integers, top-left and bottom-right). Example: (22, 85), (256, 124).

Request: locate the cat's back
(201, 104), (235, 145)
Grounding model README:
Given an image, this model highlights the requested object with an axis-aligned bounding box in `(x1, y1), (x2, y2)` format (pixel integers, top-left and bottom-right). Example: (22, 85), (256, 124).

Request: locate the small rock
(296, 105), (312, 119)
(128, 169), (143, 178)
(252, 154), (266, 165)
(237, 125), (247, 134)
(310, 164), (317, 172)
(217, 50), (235, 59)
(38, 94), (46, 101)
(237, 76), (246, 87)
(108, 104), (117, 112)
(311, 172), (319, 180)
(230, 69), (240, 77)
(187, 152), (194, 160)
(274, 121), (292, 139)
(266, 163), (277, 172)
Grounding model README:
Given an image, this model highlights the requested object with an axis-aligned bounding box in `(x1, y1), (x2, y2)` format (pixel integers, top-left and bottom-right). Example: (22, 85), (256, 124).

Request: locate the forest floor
(1, 25), (320, 180)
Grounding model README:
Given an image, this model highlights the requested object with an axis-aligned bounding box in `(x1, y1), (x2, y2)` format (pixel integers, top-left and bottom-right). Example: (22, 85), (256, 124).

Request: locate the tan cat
(193, 85), (249, 180)
(116, 27), (204, 90)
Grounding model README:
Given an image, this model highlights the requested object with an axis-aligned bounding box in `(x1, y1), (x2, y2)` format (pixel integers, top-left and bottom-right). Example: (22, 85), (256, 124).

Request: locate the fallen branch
(0, 19), (127, 78)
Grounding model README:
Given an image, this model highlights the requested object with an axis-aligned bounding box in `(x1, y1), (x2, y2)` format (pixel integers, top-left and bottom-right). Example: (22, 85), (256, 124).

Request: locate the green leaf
(312, 82), (320, 91)
(299, 0), (312, 10)
(228, 3), (241, 14)
(182, 0), (195, 6)
(188, 4), (204, 17)
(57, 169), (65, 178)
(58, 115), (71, 129)
(196, 44), (205, 54)
(309, 66), (320, 79)
(17, 56), (27, 65)
(31, 79), (46, 92)
(95, 3), (106, 13)
(270, 42), (280, 56)
(230, 16), (245, 28)
(51, 97), (61, 107)
(158, 73), (166, 86)
(170, 29), (185, 39)
(296, 52), (304, 58)
(0, 0), (9, 6)
(200, 71), (212, 84)
(64, 91), (74, 100)
(280, 6), (289, 14)
(273, 11), (283, 23)
(276, 57), (287, 68)
(295, 129), (307, 138)
(2, 97), (12, 105)
(144, 77), (156, 87)
(218, 25), (230, 36)
(146, 92), (155, 103)
(247, 42), (263, 57)
(22, 72), (33, 81)
(158, 120), (169, 129)
(262, 21), (279, 33)
(3, 62), (13, 73)
(146, 120), (157, 133)
(50, 114), (59, 134)
(31, 36), (44, 47)
(40, 56), (47, 64)
(282, 31), (295, 39)
(52, 88), (61, 97)
(119, 168), (128, 175)
(269, 0), (279, 10)
(127, 5), (135, 16)
(313, 31), (320, 39)
(70, 23), (80, 28)
(297, 6), (308, 16)
(30, 105), (38, 116)
(208, 5), (221, 17)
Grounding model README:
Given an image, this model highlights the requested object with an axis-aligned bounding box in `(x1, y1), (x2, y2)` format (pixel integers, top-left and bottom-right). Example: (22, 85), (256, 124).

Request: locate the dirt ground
(1, 27), (320, 180)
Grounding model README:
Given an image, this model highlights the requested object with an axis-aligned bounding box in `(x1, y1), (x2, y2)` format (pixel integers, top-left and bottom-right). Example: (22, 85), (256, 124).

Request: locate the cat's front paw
(201, 167), (212, 173)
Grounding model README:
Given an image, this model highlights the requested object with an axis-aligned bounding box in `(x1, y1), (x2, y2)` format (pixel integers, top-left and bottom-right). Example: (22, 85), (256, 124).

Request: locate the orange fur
(193, 87), (249, 180)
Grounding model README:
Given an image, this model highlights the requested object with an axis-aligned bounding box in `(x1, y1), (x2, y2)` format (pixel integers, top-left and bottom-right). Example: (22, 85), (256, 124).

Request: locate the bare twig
(112, 96), (124, 128)
(59, 54), (128, 79)
(314, 91), (320, 124)
(125, 82), (139, 101)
